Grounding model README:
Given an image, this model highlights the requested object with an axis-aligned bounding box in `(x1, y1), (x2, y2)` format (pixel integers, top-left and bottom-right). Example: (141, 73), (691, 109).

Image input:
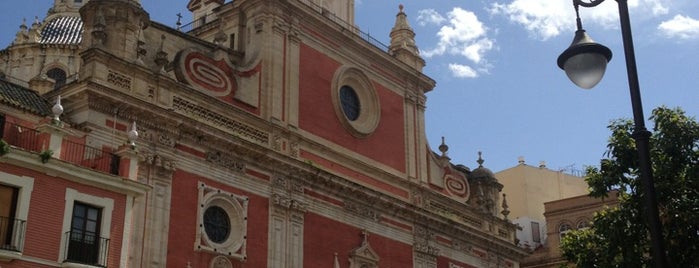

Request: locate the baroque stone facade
(0, 0), (528, 267)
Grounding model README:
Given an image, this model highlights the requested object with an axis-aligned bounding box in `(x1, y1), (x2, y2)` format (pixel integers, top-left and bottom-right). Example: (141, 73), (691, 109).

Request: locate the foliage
(39, 149), (53, 163)
(560, 106), (699, 267)
(0, 139), (9, 156)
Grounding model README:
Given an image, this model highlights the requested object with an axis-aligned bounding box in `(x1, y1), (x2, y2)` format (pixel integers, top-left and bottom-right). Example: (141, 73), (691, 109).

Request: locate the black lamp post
(557, 0), (667, 267)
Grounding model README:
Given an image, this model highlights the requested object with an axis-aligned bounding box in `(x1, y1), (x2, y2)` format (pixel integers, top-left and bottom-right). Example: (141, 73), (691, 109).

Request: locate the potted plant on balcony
(0, 139), (9, 156)
(39, 149), (53, 163)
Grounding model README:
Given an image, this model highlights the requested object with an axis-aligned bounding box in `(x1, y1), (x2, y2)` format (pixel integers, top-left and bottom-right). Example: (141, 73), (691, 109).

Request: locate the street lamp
(557, 0), (667, 267)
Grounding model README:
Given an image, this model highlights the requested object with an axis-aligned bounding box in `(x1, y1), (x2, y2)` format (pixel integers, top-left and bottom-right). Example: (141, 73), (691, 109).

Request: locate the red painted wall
(0, 163), (126, 268)
(298, 44), (406, 173)
(167, 169), (268, 268)
(303, 212), (413, 268)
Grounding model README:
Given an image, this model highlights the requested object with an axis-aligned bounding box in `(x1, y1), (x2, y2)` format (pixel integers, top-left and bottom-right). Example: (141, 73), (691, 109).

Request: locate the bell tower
(389, 5), (425, 71)
(79, 0), (150, 61)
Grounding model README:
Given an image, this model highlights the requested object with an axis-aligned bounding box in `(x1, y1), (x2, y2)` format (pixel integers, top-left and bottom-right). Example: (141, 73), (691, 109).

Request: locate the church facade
(0, 0), (527, 267)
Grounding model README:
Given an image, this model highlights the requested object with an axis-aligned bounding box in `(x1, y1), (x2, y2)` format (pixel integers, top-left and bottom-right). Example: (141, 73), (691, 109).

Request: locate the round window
(331, 66), (380, 138)
(340, 85), (361, 121)
(203, 206), (231, 244)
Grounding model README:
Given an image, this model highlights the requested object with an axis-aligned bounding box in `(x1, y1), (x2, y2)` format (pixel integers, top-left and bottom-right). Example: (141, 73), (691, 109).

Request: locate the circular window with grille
(331, 66), (380, 138)
(203, 206), (231, 243)
(197, 186), (248, 259)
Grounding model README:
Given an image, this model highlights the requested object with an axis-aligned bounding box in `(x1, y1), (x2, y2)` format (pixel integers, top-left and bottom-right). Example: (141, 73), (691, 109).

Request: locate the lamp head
(557, 29), (612, 89)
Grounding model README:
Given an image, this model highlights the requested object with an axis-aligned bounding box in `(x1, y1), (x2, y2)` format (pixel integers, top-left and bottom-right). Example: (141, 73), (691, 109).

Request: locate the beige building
(496, 159), (588, 249)
(521, 192), (619, 268)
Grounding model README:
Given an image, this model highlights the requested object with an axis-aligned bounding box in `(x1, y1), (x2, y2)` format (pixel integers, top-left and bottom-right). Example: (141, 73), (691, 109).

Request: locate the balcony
(63, 231), (109, 267)
(1, 122), (44, 154)
(178, 0), (389, 52)
(0, 216), (26, 253)
(62, 139), (120, 175)
(1, 121), (120, 175)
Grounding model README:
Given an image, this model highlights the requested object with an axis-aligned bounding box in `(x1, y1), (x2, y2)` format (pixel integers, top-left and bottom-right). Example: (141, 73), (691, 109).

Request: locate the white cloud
(645, 0), (669, 16)
(490, 0), (670, 40)
(658, 15), (699, 39)
(418, 7), (495, 78)
(417, 9), (446, 26)
(489, 0), (572, 40)
(449, 64), (478, 78)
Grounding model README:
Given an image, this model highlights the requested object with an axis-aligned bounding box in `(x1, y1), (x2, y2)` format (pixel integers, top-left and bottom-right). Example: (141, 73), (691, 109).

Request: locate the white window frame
(0, 172), (34, 258)
(559, 223), (572, 240)
(195, 182), (248, 261)
(58, 188), (114, 267)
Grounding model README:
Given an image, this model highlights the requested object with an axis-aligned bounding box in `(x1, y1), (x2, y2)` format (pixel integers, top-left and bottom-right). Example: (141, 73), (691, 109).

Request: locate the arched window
(559, 223), (572, 239)
(577, 220), (590, 229)
(46, 68), (67, 90)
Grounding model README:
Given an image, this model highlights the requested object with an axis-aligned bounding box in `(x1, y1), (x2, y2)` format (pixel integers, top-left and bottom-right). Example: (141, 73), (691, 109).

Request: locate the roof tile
(0, 79), (52, 116)
(40, 16), (83, 45)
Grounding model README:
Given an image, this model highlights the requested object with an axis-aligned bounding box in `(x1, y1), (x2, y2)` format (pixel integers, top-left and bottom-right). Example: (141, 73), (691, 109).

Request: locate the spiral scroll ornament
(445, 174), (469, 199)
(174, 49), (237, 98)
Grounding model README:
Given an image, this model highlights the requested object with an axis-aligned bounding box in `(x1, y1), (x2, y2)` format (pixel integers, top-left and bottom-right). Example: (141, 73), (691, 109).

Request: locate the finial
(176, 13), (183, 31)
(361, 229), (369, 245)
(477, 151), (484, 167)
(52, 95), (64, 123)
(438, 136), (449, 157)
(333, 253), (340, 268)
(128, 121), (139, 148)
(159, 34), (166, 50)
(476, 184), (485, 210)
(399, 4), (404, 13)
(155, 35), (169, 73)
(501, 193), (510, 220)
(214, 27), (228, 46)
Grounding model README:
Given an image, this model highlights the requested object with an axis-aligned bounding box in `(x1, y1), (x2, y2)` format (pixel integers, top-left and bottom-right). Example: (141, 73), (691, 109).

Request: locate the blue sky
(2, 0), (697, 173)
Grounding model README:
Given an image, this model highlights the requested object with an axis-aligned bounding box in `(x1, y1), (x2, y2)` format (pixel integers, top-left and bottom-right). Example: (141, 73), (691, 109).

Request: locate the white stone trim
(331, 66), (380, 138)
(0, 171), (34, 225)
(58, 188), (114, 265)
(0, 171), (34, 259)
(195, 182), (248, 260)
(120, 196), (135, 268)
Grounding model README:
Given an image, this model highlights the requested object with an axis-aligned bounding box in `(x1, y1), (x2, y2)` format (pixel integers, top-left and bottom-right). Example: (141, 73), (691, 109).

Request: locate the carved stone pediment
(349, 230), (380, 268)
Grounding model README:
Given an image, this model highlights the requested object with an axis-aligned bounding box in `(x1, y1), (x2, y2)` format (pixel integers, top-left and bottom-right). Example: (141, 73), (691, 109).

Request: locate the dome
(471, 166), (495, 179)
(470, 151), (496, 180)
(40, 16), (83, 45)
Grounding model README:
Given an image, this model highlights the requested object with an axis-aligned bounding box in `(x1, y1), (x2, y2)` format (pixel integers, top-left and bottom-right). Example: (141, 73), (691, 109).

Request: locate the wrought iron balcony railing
(178, 0), (389, 52)
(0, 120), (120, 175)
(64, 231), (110, 267)
(62, 139), (120, 175)
(1, 122), (45, 153)
(0, 216), (26, 253)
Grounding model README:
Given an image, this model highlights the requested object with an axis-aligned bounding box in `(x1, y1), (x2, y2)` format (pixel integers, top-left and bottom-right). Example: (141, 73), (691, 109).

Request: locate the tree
(560, 106), (699, 267)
